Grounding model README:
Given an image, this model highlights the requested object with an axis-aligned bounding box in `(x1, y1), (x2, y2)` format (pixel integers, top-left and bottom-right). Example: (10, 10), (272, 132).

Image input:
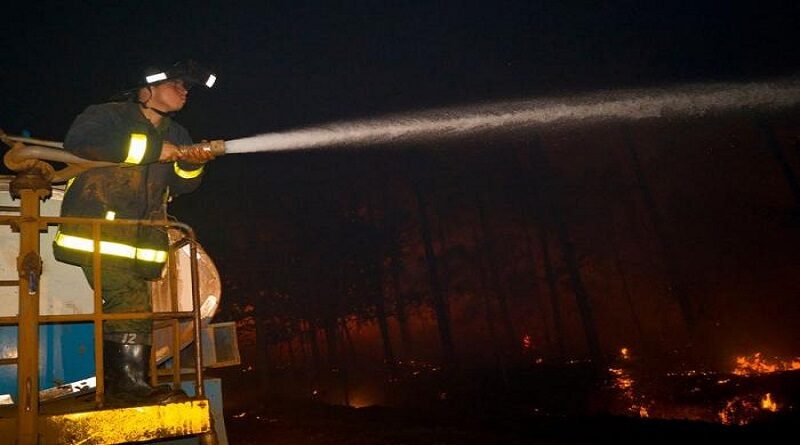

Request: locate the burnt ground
(222, 396), (797, 444)
(215, 363), (800, 444)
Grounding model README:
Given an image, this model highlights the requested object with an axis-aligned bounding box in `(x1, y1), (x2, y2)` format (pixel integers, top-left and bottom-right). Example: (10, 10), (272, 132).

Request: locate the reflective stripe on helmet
(124, 133), (148, 164)
(55, 232), (168, 263)
(146, 72), (168, 84)
(173, 162), (204, 179)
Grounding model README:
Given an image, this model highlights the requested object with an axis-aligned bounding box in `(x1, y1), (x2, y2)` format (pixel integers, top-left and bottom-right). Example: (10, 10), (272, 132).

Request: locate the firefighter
(53, 60), (217, 405)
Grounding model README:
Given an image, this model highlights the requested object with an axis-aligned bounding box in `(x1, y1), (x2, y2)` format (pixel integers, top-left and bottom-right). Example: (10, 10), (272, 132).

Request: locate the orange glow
(761, 393), (778, 412)
(349, 393), (376, 408)
(718, 397), (755, 425)
(620, 347), (630, 360)
(522, 334), (532, 349)
(719, 393), (781, 425)
(609, 367), (649, 417)
(610, 368), (633, 390)
(733, 352), (800, 375)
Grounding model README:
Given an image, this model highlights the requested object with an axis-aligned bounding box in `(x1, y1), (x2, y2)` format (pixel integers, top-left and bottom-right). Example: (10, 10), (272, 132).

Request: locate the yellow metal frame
(0, 400), (211, 444)
(0, 162), (216, 444)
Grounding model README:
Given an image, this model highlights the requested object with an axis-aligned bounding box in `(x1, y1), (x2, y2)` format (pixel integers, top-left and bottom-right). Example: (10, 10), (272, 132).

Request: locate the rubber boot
(103, 340), (187, 406)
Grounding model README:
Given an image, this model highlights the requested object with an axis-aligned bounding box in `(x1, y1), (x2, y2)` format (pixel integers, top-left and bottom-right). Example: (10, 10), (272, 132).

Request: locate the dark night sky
(3, 2), (800, 362)
(2, 2), (799, 141)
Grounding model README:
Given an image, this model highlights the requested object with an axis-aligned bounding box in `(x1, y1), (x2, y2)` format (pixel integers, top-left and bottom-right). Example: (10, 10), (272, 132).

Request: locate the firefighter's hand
(159, 142), (181, 162)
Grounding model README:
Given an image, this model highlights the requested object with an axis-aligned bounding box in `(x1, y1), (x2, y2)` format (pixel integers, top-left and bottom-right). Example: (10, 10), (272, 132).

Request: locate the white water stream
(224, 77), (800, 154)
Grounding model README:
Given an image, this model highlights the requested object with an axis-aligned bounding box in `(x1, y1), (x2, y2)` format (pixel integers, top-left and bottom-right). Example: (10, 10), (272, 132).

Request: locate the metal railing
(0, 177), (207, 443)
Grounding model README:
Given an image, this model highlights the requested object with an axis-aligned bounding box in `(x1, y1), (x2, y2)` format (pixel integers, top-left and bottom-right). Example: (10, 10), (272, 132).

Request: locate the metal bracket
(18, 252), (42, 295)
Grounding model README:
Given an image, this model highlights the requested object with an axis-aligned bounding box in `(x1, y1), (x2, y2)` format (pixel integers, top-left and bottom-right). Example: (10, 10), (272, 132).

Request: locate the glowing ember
(719, 397), (753, 425)
(718, 393), (782, 425)
(610, 368), (633, 390)
(522, 334), (532, 350)
(609, 367), (649, 417)
(620, 347), (630, 360)
(733, 353), (800, 376)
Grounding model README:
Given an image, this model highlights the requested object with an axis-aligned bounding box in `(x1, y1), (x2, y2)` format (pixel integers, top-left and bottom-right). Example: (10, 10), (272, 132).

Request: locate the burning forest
(171, 103), (800, 442)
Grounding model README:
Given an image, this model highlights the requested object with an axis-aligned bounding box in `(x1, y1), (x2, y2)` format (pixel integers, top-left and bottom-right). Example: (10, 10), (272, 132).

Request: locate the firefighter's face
(148, 80), (188, 112)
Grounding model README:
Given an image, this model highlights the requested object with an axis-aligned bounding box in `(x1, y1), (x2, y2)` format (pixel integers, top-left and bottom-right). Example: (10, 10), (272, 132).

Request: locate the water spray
(219, 76), (800, 156)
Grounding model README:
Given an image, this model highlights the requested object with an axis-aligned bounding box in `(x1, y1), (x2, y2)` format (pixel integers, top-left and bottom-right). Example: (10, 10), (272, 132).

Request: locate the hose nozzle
(201, 140), (226, 156)
(207, 140), (226, 156)
(178, 140), (226, 158)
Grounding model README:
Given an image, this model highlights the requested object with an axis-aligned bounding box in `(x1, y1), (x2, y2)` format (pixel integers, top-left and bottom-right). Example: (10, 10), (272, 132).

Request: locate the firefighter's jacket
(53, 101), (204, 279)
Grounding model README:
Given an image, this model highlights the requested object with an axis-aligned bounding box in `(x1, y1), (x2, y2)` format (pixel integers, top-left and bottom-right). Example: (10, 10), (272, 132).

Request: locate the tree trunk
(531, 138), (603, 364)
(255, 317), (270, 396)
(471, 225), (506, 375)
(538, 229), (566, 359)
(625, 131), (696, 336)
(298, 320), (309, 368)
(286, 337), (295, 366)
(476, 195), (518, 357)
(391, 265), (414, 359)
(413, 182), (457, 367)
(518, 143), (566, 359)
(323, 316), (339, 371)
(338, 318), (352, 406)
(517, 213), (553, 349)
(553, 217), (603, 363)
(366, 197), (398, 374)
(375, 292), (397, 372)
(308, 319), (322, 379)
(758, 118), (800, 209)
(607, 216), (646, 350)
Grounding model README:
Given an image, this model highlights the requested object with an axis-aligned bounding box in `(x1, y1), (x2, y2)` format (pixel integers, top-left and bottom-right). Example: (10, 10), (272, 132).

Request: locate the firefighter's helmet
(140, 60), (217, 90)
(116, 60), (217, 100)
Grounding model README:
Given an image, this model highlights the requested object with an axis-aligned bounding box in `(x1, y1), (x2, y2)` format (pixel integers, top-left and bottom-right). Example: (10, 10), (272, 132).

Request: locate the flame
(620, 347), (630, 360)
(718, 393), (781, 425)
(761, 393), (778, 412)
(733, 352), (800, 376)
(716, 352), (796, 425)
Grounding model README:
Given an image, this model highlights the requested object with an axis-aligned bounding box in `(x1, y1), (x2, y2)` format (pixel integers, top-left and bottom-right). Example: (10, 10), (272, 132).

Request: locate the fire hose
(1, 131), (226, 183)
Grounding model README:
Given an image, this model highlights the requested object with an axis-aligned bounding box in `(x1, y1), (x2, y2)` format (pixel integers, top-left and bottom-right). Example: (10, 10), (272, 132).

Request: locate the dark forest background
(171, 106), (800, 408)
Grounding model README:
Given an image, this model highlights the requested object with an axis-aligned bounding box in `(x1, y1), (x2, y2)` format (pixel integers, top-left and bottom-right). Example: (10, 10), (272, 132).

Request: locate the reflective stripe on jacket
(53, 101), (204, 279)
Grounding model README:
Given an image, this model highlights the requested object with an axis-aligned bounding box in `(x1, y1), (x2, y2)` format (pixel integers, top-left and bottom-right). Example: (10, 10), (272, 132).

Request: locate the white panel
(1, 180), (94, 317)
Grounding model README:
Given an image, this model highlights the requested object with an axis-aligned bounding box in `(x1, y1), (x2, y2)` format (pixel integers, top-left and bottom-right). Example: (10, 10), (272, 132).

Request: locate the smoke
(224, 77), (800, 155)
